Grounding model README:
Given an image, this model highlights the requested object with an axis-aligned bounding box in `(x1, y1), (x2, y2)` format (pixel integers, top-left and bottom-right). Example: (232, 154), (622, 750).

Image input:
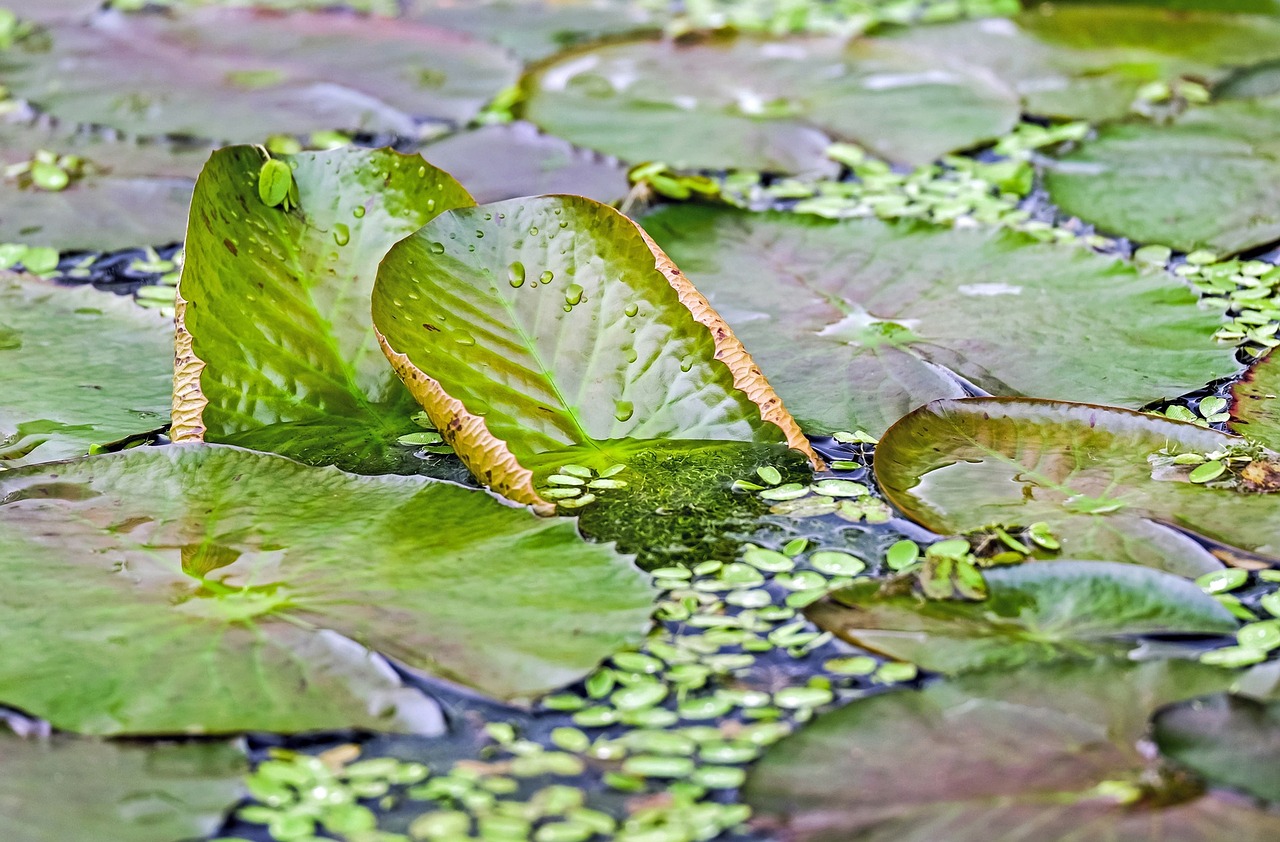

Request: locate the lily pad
(372, 194), (816, 511)
(874, 397), (1280, 577)
(745, 658), (1278, 842)
(1233, 349), (1280, 448)
(884, 6), (1280, 123)
(644, 207), (1237, 437)
(1154, 694), (1280, 803)
(418, 121), (630, 205)
(0, 7), (519, 142)
(521, 32), (1019, 172)
(0, 117), (216, 251)
(0, 733), (246, 842)
(1046, 96), (1280, 255)
(0, 273), (173, 467)
(809, 561), (1238, 675)
(406, 0), (658, 61)
(174, 145), (475, 476)
(0, 445), (655, 734)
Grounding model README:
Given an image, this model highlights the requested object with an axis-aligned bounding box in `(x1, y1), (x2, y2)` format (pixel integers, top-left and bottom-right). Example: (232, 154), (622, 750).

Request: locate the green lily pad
(1154, 694), (1280, 804)
(0, 6), (519, 142)
(175, 145), (475, 476)
(418, 121), (630, 205)
(0, 273), (173, 467)
(0, 117), (217, 251)
(521, 31), (1019, 172)
(884, 6), (1280, 123)
(0, 445), (655, 734)
(406, 0), (658, 61)
(745, 658), (1277, 842)
(372, 194), (816, 510)
(1232, 351), (1280, 450)
(1046, 96), (1280, 255)
(644, 207), (1237, 437)
(874, 397), (1280, 577)
(810, 561), (1238, 675)
(0, 732), (246, 842)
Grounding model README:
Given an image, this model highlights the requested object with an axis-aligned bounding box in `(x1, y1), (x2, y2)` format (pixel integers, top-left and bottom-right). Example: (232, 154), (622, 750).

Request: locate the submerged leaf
(875, 398), (1280, 577)
(1046, 96), (1280, 255)
(745, 659), (1275, 842)
(0, 445), (655, 734)
(644, 208), (1237, 436)
(1154, 694), (1280, 804)
(521, 32), (1019, 172)
(810, 561), (1238, 675)
(0, 274), (173, 467)
(372, 194), (817, 510)
(174, 145), (474, 477)
(0, 7), (519, 141)
(0, 734), (246, 842)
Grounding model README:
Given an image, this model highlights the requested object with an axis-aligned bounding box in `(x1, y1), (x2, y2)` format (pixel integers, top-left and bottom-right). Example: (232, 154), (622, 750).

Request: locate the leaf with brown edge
(372, 194), (819, 511)
(1232, 348), (1280, 452)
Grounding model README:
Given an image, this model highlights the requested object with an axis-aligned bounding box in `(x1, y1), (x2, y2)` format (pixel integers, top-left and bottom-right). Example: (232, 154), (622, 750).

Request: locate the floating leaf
(1232, 349), (1280, 449)
(1154, 694), (1280, 804)
(0, 7), (519, 141)
(810, 561), (1238, 675)
(874, 398), (1280, 577)
(406, 0), (658, 61)
(0, 733), (246, 842)
(884, 6), (1280, 123)
(0, 274), (173, 467)
(372, 194), (817, 511)
(0, 445), (655, 734)
(521, 32), (1019, 172)
(745, 658), (1276, 842)
(644, 207), (1237, 436)
(173, 145), (475, 476)
(1046, 96), (1280, 255)
(0, 118), (217, 251)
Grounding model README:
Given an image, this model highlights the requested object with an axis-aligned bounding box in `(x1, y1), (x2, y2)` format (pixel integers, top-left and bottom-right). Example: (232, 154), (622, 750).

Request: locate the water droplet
(508, 261), (526, 288)
(625, 303), (639, 317)
(418, 166), (426, 177)
(529, 226), (539, 236)
(429, 242), (445, 254)
(332, 223), (350, 246)
(475, 230), (484, 238)
(539, 270), (554, 284)
(468, 244), (476, 252)
(427, 199), (436, 210)
(352, 206), (366, 218)
(483, 213), (492, 221)
(625, 348), (638, 363)
(614, 401), (634, 422)
(562, 304), (572, 312)
(680, 357), (694, 372)
(559, 220), (568, 228)
(454, 331), (475, 346)
(530, 281), (540, 289)
(565, 283), (584, 306)
(553, 208), (562, 215)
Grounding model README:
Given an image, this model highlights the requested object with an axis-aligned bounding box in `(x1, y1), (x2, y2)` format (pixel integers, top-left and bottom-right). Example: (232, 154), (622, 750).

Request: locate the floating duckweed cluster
(644, 0), (1020, 36)
(1196, 569), (1280, 668)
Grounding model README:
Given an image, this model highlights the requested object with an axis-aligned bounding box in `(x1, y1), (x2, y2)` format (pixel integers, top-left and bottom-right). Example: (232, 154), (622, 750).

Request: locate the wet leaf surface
(373, 194), (812, 509)
(0, 7), (519, 142)
(644, 207), (1238, 437)
(1046, 96), (1280, 255)
(810, 561), (1238, 675)
(175, 145), (475, 476)
(521, 32), (1019, 172)
(0, 445), (655, 734)
(0, 117), (216, 250)
(874, 397), (1280, 576)
(417, 121), (630, 205)
(1154, 693), (1280, 803)
(0, 273), (173, 467)
(0, 732), (246, 841)
(745, 658), (1277, 842)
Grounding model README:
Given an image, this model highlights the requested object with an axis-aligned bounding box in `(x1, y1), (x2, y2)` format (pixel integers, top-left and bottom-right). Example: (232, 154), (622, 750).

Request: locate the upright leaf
(645, 207), (1237, 436)
(373, 194), (817, 511)
(810, 561), (1238, 675)
(0, 274), (173, 467)
(1232, 348), (1280, 449)
(875, 397), (1280, 576)
(174, 145), (475, 476)
(745, 659), (1275, 842)
(0, 445), (655, 734)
